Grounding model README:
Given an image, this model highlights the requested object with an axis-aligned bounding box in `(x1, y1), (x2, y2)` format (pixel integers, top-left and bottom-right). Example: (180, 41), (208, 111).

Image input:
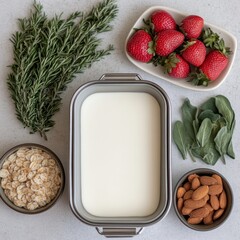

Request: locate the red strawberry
(163, 53), (190, 78)
(155, 29), (184, 56)
(190, 50), (229, 86)
(126, 30), (154, 62)
(199, 50), (229, 81)
(190, 28), (231, 86)
(150, 10), (176, 32)
(180, 15), (204, 39)
(181, 39), (206, 67)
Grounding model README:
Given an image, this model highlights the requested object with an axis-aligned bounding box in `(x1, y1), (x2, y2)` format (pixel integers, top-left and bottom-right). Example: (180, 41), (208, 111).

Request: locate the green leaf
(198, 110), (220, 123)
(227, 118), (235, 159)
(211, 117), (227, 137)
(200, 97), (218, 113)
(192, 119), (200, 136)
(214, 126), (231, 157)
(215, 95), (235, 130)
(191, 136), (220, 165)
(173, 121), (187, 159)
(181, 98), (197, 144)
(202, 147), (220, 165)
(191, 147), (203, 159)
(227, 141), (235, 159)
(202, 135), (221, 165)
(174, 95), (235, 165)
(196, 118), (212, 147)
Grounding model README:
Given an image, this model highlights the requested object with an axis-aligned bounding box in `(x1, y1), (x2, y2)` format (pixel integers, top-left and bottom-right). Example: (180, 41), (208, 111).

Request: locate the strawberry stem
(162, 52), (180, 74)
(201, 27), (231, 56)
(189, 70), (210, 86)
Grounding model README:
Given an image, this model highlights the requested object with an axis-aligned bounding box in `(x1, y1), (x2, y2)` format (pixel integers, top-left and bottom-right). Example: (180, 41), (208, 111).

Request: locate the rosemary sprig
(7, 0), (118, 140)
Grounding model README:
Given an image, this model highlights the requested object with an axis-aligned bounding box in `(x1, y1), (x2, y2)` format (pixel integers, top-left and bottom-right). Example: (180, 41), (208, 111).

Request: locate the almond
(177, 197), (184, 212)
(204, 194), (210, 202)
(213, 208), (225, 220)
(200, 176), (218, 186)
(182, 207), (193, 215)
(191, 177), (201, 190)
(210, 195), (220, 210)
(184, 198), (206, 209)
(187, 217), (203, 225)
(208, 184), (223, 196)
(219, 190), (227, 209)
(177, 187), (186, 199)
(188, 174), (199, 182)
(192, 185), (209, 200)
(204, 203), (214, 213)
(183, 190), (193, 200)
(203, 211), (214, 225)
(190, 207), (209, 218)
(183, 181), (191, 191)
(212, 174), (223, 185)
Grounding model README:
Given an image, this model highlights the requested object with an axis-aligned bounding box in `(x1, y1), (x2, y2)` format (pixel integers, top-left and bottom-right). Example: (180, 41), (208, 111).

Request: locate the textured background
(0, 0), (239, 239)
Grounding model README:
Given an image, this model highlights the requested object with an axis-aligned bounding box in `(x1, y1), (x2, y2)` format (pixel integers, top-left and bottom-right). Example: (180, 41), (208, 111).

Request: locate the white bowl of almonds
(174, 168), (233, 231)
(0, 144), (65, 214)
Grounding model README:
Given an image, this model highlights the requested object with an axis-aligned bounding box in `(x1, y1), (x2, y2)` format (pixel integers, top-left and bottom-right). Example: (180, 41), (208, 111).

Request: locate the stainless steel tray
(69, 73), (171, 237)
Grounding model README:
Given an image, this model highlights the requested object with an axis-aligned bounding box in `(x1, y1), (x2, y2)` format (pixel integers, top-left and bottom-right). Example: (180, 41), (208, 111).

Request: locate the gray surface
(0, 0), (239, 239)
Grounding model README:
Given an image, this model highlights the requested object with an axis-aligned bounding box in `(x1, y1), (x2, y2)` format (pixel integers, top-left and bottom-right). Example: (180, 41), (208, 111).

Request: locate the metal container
(69, 73), (171, 237)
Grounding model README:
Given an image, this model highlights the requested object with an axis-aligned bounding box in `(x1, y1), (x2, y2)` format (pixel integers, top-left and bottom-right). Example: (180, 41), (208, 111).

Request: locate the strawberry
(163, 53), (190, 78)
(155, 29), (184, 56)
(181, 39), (206, 67)
(126, 30), (154, 62)
(150, 10), (176, 32)
(190, 28), (231, 86)
(190, 51), (229, 86)
(180, 15), (204, 39)
(199, 50), (229, 80)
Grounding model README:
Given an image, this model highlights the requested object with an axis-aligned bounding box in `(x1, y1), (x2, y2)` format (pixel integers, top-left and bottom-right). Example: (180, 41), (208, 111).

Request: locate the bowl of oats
(0, 143), (65, 214)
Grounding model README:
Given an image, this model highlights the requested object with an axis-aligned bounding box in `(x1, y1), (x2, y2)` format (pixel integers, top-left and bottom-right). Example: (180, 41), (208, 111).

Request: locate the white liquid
(81, 92), (161, 217)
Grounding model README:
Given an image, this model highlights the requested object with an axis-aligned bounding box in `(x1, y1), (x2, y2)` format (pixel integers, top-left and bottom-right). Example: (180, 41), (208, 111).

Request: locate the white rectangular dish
(125, 6), (237, 91)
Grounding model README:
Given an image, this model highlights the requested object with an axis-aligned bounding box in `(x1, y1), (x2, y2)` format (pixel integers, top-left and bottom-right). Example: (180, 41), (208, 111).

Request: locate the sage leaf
(181, 98), (197, 143)
(198, 110), (220, 123)
(214, 126), (231, 157)
(174, 95), (236, 165)
(200, 97), (218, 113)
(212, 117), (227, 137)
(227, 141), (235, 159)
(191, 136), (220, 165)
(227, 118), (235, 159)
(215, 95), (235, 130)
(191, 147), (204, 159)
(203, 148), (220, 165)
(202, 138), (220, 165)
(173, 121), (187, 159)
(193, 119), (200, 136)
(196, 118), (212, 147)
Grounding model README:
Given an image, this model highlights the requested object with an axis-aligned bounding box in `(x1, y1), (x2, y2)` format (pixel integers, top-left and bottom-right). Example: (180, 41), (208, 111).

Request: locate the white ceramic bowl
(125, 6), (237, 91)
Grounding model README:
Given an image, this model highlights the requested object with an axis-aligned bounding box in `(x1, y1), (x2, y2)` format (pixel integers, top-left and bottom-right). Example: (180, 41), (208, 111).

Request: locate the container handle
(99, 73), (142, 81)
(96, 227), (143, 238)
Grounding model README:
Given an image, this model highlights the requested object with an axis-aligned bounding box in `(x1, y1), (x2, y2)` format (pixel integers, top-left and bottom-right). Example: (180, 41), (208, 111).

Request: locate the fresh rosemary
(7, 0), (118, 140)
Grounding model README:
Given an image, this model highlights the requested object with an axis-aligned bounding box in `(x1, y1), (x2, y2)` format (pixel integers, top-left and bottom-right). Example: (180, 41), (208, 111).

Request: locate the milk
(80, 92), (161, 217)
